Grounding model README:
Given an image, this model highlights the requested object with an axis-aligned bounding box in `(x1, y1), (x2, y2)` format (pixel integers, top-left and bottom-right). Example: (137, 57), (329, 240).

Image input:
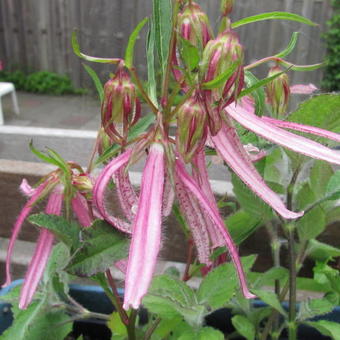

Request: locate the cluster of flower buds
(266, 65), (290, 116)
(101, 66), (141, 144)
(176, 91), (207, 163)
(177, 2), (212, 50)
(200, 30), (244, 134)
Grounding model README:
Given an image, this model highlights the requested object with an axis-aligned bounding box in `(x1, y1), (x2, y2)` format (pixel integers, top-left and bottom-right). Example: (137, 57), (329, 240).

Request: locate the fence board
(0, 0), (333, 89)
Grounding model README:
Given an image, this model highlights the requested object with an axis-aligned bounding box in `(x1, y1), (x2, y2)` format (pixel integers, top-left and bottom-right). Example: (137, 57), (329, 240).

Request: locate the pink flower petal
(114, 165), (138, 222)
(123, 143), (165, 310)
(175, 159), (256, 300)
(19, 179), (36, 197)
(162, 170), (175, 217)
(261, 116), (340, 143)
(290, 83), (317, 94)
(93, 150), (132, 234)
(19, 189), (63, 309)
(72, 192), (92, 227)
(2, 180), (53, 288)
(227, 104), (340, 165)
(211, 121), (303, 219)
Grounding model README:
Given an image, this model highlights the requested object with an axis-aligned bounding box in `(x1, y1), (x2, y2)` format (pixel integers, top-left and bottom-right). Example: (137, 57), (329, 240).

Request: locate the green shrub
(322, 0), (340, 91)
(0, 70), (86, 95)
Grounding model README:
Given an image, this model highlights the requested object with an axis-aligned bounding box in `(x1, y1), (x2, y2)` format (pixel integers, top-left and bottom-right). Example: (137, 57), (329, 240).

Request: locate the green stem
(144, 317), (161, 340)
(127, 309), (138, 340)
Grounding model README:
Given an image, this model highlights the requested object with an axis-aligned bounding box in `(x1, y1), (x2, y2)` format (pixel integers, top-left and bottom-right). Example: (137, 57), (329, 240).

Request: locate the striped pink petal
(19, 189), (63, 309)
(123, 143), (165, 310)
(93, 149), (132, 234)
(227, 104), (340, 165)
(72, 192), (92, 227)
(261, 116), (340, 143)
(175, 159), (255, 299)
(211, 121), (303, 219)
(192, 150), (224, 248)
(2, 179), (54, 288)
(162, 170), (175, 217)
(114, 165), (138, 222)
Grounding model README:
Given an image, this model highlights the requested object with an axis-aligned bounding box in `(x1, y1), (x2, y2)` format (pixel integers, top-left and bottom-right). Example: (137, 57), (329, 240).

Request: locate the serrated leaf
(275, 32), (300, 58)
(298, 298), (336, 321)
(308, 240), (340, 262)
(82, 63), (104, 102)
(226, 210), (262, 245)
(28, 213), (80, 249)
(1, 301), (72, 340)
(232, 315), (255, 340)
(288, 94), (340, 144)
(251, 289), (287, 316)
(153, 0), (172, 75)
(232, 11), (316, 29)
(296, 206), (326, 241)
(66, 220), (128, 277)
(197, 255), (256, 309)
(253, 267), (288, 289)
(143, 275), (205, 326)
(124, 17), (149, 68)
(326, 171), (340, 200)
(305, 320), (340, 340)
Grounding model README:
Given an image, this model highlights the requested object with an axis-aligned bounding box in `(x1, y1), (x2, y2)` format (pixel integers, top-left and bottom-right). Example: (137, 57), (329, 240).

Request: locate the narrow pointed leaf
(146, 26), (158, 106)
(82, 63), (104, 102)
(202, 62), (239, 90)
(232, 12), (316, 29)
(124, 17), (149, 68)
(275, 32), (300, 58)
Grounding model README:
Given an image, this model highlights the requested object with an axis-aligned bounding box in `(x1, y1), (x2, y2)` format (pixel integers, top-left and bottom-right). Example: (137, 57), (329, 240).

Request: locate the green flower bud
(220, 0), (234, 16)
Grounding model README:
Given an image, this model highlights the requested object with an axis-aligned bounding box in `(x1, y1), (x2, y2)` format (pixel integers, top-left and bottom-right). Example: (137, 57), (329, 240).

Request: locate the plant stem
(182, 239), (194, 281)
(144, 317), (161, 340)
(105, 269), (129, 326)
(127, 309), (138, 340)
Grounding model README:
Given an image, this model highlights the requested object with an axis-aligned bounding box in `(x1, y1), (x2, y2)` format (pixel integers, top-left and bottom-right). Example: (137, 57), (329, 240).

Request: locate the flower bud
(72, 173), (93, 199)
(200, 30), (244, 134)
(176, 92), (208, 163)
(177, 2), (212, 50)
(266, 66), (290, 117)
(220, 0), (234, 16)
(101, 68), (141, 144)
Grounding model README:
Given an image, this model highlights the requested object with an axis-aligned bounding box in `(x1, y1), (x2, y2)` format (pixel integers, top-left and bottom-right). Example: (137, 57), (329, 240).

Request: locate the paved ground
(2, 91), (101, 130)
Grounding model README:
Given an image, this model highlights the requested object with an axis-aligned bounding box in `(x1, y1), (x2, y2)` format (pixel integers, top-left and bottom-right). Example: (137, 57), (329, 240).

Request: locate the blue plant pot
(1, 280), (340, 339)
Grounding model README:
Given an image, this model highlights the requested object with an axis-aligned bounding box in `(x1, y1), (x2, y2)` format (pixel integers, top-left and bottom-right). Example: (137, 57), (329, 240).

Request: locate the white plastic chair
(0, 82), (20, 125)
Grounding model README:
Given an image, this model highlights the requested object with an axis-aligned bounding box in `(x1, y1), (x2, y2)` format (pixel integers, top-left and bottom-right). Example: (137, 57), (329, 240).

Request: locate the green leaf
(252, 267), (288, 289)
(179, 37), (200, 71)
(239, 68), (289, 98)
(107, 312), (127, 337)
(202, 62), (239, 90)
(66, 220), (128, 277)
(232, 12), (316, 29)
(231, 173), (273, 220)
(95, 112), (155, 165)
(308, 239), (340, 262)
(1, 301), (72, 340)
(288, 94), (340, 144)
(124, 17), (149, 69)
(296, 205), (326, 241)
(197, 255), (256, 309)
(244, 71), (265, 116)
(178, 327), (224, 340)
(28, 213), (80, 249)
(29, 140), (61, 167)
(251, 289), (287, 316)
(305, 320), (340, 340)
(82, 63), (104, 102)
(298, 297), (336, 321)
(226, 210), (262, 245)
(151, 315), (184, 339)
(143, 274), (205, 327)
(231, 315), (255, 340)
(153, 0), (172, 75)
(326, 171), (340, 200)
(310, 160), (335, 198)
(275, 32), (300, 58)
(146, 26), (158, 106)
(72, 31), (120, 64)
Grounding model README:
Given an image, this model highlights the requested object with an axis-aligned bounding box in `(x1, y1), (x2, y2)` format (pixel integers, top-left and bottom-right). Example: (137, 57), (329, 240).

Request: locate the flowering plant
(1, 1), (340, 339)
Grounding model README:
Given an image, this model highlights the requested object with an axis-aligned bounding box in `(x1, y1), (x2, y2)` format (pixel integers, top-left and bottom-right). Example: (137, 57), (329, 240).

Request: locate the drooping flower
(123, 143), (165, 310)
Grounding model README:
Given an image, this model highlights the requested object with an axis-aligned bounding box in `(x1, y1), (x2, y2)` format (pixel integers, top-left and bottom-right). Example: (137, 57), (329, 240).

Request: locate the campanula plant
(1, 0), (340, 339)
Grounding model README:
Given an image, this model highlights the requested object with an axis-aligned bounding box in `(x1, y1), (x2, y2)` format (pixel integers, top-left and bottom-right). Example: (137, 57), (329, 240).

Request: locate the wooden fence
(0, 0), (333, 89)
